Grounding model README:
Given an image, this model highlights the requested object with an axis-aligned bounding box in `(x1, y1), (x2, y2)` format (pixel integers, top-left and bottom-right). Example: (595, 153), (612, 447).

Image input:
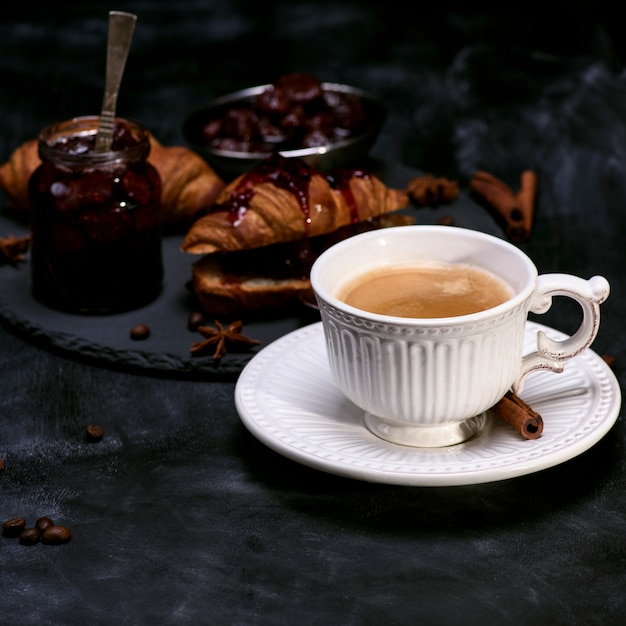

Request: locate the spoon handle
(95, 11), (137, 153)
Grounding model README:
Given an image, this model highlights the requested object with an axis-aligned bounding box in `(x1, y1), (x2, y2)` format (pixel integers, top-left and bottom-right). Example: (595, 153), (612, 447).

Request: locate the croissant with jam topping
(181, 153), (409, 254)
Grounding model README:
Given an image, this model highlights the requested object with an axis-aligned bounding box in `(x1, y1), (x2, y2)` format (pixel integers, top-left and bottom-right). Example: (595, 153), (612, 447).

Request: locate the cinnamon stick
(602, 354), (616, 368)
(469, 170), (538, 243)
(491, 390), (543, 440)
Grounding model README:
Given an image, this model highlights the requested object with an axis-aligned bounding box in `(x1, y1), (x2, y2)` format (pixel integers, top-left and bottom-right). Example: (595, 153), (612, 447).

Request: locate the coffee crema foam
(336, 262), (514, 318)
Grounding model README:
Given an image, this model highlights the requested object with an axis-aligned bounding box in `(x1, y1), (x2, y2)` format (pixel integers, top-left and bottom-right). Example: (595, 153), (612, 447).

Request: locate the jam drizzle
(212, 153), (371, 232)
(325, 167), (370, 224)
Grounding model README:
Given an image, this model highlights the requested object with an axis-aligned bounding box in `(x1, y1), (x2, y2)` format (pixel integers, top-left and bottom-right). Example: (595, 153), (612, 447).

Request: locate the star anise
(0, 233), (30, 264)
(190, 320), (260, 360)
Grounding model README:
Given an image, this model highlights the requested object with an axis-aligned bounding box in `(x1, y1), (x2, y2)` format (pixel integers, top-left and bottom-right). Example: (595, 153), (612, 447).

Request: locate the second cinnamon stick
(469, 170), (538, 243)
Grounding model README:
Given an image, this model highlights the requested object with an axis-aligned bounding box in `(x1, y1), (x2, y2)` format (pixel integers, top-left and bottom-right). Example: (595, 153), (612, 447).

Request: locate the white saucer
(235, 321), (621, 486)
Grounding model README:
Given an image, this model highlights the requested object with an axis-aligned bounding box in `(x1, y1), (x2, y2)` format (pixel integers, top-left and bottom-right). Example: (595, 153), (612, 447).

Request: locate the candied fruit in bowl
(182, 72), (386, 177)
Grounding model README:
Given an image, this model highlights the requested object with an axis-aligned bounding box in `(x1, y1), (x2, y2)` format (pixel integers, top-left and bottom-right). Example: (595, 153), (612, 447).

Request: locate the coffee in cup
(336, 261), (513, 318)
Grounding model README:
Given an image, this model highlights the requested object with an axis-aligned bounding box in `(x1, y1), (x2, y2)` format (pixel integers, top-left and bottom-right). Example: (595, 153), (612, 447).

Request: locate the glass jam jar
(28, 116), (163, 314)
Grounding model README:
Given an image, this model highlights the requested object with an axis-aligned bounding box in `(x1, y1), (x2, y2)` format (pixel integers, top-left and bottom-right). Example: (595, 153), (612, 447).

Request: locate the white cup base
(364, 412), (487, 448)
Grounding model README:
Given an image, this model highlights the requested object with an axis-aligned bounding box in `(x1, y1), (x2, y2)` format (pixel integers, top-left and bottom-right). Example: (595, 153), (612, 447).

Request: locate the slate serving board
(0, 159), (501, 379)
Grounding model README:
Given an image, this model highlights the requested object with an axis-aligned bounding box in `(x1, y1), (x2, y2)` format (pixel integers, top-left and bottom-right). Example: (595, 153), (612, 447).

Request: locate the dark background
(2, 2), (626, 624)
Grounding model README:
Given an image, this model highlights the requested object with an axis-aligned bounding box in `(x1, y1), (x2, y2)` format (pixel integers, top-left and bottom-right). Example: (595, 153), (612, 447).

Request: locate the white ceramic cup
(310, 225), (610, 447)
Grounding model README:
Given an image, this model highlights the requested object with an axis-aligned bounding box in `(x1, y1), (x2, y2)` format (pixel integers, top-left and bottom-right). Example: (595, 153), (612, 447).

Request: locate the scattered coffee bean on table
(36, 516), (55, 531)
(41, 525), (72, 545)
(2, 517), (26, 537)
(85, 423), (105, 442)
(187, 311), (205, 331)
(130, 323), (150, 340)
(19, 528), (40, 545)
(3, 516), (72, 546)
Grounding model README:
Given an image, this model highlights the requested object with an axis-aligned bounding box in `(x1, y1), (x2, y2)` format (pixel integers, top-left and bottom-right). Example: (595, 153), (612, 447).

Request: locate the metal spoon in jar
(94, 11), (138, 153)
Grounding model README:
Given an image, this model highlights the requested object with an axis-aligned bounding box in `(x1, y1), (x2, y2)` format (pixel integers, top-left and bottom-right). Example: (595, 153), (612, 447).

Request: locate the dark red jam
(28, 116), (163, 314)
(214, 153), (314, 226)
(325, 167), (369, 223)
(211, 153), (371, 233)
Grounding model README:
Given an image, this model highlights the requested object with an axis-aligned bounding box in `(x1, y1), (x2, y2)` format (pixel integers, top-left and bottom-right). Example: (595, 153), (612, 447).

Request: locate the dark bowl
(182, 82), (386, 179)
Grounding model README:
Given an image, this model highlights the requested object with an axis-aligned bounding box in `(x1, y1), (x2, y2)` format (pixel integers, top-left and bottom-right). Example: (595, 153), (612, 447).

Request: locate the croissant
(0, 139), (39, 217)
(181, 155), (410, 254)
(0, 134), (225, 232)
(147, 135), (225, 232)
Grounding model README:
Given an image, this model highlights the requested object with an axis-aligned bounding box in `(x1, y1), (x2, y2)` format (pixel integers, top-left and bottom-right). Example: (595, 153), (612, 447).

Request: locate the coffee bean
(3, 517), (26, 537)
(36, 516), (55, 531)
(41, 525), (71, 545)
(187, 311), (205, 331)
(85, 423), (104, 442)
(130, 323), (150, 340)
(19, 528), (41, 545)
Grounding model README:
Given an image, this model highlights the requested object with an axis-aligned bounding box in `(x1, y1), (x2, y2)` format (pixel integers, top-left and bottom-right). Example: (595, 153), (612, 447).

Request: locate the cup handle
(513, 274), (610, 393)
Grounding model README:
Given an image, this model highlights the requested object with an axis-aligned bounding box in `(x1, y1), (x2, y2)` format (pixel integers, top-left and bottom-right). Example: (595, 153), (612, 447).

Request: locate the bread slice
(192, 255), (313, 316)
(191, 213), (415, 316)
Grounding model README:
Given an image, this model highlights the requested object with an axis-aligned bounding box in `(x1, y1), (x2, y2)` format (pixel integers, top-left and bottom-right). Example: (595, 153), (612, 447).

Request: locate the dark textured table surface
(2, 2), (626, 624)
